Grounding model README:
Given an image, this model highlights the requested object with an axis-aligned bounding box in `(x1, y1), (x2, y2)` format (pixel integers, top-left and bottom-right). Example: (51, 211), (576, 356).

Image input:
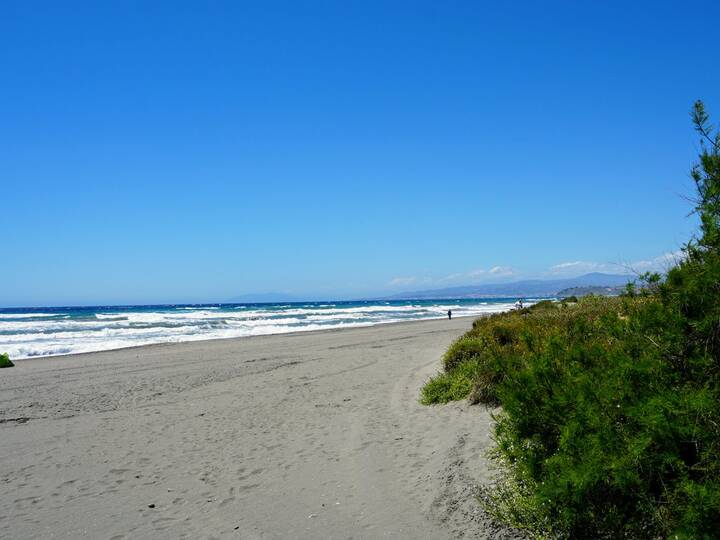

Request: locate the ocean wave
(94, 314), (128, 320)
(0, 301), (524, 359)
(0, 313), (60, 319)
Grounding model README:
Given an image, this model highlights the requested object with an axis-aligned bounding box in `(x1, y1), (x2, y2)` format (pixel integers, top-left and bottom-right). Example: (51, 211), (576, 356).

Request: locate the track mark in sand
(219, 497), (236, 507)
(305, 358), (379, 381)
(242, 355), (299, 364)
(383, 335), (418, 343)
(249, 360), (301, 375)
(0, 417), (32, 424)
(430, 434), (474, 526)
(429, 433), (525, 539)
(327, 342), (367, 351)
(313, 402), (343, 409)
(328, 335), (416, 351)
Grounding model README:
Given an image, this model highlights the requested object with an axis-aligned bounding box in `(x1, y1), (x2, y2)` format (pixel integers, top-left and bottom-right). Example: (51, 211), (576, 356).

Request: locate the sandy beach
(0, 318), (516, 539)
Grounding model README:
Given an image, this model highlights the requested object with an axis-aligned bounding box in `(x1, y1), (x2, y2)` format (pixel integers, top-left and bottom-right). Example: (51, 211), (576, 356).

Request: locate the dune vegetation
(422, 101), (720, 538)
(0, 353), (14, 368)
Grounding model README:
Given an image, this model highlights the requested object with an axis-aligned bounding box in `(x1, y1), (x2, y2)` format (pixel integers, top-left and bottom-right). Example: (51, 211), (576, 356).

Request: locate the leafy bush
(525, 299), (556, 311)
(421, 357), (486, 404)
(422, 101), (720, 538)
(0, 353), (14, 368)
(443, 335), (488, 371)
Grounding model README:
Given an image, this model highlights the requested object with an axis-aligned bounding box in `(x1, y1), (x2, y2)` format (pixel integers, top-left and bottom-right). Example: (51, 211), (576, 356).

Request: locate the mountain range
(228, 273), (636, 303)
(386, 273), (634, 299)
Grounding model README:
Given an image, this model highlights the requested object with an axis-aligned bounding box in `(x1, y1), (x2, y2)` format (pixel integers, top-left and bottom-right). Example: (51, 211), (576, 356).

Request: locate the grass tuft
(0, 353), (14, 369)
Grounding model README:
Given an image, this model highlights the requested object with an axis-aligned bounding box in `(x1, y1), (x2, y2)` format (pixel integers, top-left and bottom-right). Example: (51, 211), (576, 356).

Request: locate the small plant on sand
(0, 353), (14, 368)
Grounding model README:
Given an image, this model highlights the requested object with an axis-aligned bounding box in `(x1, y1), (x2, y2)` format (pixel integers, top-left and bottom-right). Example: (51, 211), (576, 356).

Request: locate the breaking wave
(0, 299), (532, 359)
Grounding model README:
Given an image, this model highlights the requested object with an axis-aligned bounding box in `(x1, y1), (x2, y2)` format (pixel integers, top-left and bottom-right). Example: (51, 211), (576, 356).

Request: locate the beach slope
(0, 319), (516, 539)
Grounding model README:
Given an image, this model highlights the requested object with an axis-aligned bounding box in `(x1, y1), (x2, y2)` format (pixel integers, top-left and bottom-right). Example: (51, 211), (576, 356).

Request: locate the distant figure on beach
(447, 309), (452, 320)
(515, 299), (524, 310)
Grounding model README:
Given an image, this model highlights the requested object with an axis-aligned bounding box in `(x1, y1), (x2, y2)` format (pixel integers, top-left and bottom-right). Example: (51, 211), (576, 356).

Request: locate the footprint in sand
(219, 497), (235, 507)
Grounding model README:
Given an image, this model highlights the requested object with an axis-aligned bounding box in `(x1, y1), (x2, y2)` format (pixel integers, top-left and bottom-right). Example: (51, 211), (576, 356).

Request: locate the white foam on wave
(0, 301), (522, 359)
(0, 313), (59, 319)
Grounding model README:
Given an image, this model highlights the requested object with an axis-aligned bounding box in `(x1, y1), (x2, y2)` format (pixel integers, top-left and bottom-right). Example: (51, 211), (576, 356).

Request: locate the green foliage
(443, 336), (487, 371)
(421, 358), (484, 405)
(425, 296), (619, 407)
(477, 460), (558, 540)
(422, 101), (720, 538)
(0, 353), (14, 368)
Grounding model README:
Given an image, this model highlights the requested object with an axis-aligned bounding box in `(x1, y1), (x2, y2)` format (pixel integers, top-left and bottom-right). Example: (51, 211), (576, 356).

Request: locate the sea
(0, 298), (540, 360)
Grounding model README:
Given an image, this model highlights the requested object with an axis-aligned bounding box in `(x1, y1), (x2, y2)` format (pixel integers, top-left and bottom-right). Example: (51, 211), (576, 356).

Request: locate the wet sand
(0, 318), (519, 539)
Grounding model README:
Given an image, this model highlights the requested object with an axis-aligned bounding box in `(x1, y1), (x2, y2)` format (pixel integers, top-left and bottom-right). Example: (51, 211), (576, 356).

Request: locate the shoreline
(0, 317), (520, 539)
(10, 313), (482, 363)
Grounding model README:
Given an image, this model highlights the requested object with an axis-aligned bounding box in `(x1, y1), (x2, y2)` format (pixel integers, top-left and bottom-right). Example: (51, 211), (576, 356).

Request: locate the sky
(2, 1), (719, 306)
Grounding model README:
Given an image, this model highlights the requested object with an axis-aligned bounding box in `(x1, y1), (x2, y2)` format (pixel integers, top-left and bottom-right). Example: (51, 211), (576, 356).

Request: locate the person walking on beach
(447, 309), (452, 320)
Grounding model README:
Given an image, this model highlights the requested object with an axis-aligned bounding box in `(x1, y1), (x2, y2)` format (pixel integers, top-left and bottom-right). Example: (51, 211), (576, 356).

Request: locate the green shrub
(527, 299), (557, 311)
(421, 359), (483, 405)
(0, 353), (14, 368)
(425, 296), (622, 407)
(422, 101), (720, 538)
(443, 336), (487, 371)
(491, 323), (517, 346)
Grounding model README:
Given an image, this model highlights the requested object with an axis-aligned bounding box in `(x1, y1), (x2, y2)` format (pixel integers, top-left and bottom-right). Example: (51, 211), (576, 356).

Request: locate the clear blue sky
(2, 1), (719, 306)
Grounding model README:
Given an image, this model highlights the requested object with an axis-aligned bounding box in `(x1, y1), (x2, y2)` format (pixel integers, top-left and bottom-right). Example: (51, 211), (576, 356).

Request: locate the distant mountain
(556, 285), (627, 298)
(227, 292), (301, 303)
(388, 273), (635, 299)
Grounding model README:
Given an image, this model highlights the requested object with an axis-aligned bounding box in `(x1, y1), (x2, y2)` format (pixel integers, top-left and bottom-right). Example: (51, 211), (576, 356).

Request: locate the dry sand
(0, 318), (520, 539)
